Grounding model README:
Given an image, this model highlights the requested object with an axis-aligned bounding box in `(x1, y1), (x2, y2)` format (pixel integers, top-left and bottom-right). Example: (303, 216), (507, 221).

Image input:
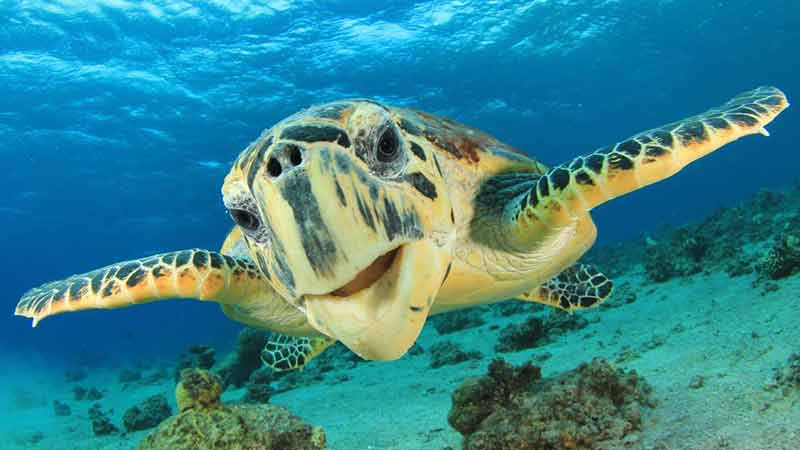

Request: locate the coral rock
(53, 400), (71, 416)
(450, 358), (655, 450)
(429, 341), (482, 369)
(429, 308), (486, 335)
(88, 403), (119, 436)
(123, 394), (172, 432)
(139, 368), (325, 450)
(176, 369), (223, 412)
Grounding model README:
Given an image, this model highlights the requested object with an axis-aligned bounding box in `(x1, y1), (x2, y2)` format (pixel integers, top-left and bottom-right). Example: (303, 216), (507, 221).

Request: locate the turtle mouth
(327, 246), (402, 298)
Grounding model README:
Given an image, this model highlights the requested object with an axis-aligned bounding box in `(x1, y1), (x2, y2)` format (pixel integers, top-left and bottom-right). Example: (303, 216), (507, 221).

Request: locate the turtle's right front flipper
(15, 249), (268, 327)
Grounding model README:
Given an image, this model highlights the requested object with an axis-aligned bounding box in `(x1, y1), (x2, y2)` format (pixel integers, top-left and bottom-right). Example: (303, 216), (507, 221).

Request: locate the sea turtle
(16, 87), (788, 370)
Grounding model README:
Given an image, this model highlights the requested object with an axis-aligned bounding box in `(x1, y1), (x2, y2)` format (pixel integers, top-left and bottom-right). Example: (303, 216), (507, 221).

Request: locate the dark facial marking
(334, 178), (347, 206)
(398, 118), (422, 136)
(355, 191), (376, 231)
(281, 174), (339, 276)
(409, 141), (426, 161)
(379, 197), (422, 241)
(404, 172), (437, 200)
(432, 154), (443, 176)
(281, 125), (351, 148)
(334, 152), (352, 173)
(247, 137), (272, 189)
(409, 306), (423, 312)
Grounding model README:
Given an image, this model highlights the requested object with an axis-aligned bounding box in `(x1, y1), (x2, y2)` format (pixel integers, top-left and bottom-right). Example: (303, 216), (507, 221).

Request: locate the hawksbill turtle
(16, 87), (788, 370)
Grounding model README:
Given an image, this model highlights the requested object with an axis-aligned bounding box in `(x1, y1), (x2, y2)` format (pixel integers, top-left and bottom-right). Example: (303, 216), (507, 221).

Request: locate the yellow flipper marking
(15, 249), (267, 327)
(513, 86), (789, 236)
(518, 263), (613, 312)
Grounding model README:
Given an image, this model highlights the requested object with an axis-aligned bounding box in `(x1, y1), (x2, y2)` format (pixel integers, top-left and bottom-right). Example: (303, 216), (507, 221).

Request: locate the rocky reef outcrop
(138, 368), (325, 450)
(123, 394), (172, 432)
(449, 358), (655, 450)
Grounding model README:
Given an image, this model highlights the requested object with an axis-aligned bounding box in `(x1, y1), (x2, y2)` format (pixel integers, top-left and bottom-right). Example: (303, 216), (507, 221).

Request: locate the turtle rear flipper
(15, 249), (269, 327)
(260, 334), (336, 371)
(510, 87), (788, 242)
(518, 263), (613, 312)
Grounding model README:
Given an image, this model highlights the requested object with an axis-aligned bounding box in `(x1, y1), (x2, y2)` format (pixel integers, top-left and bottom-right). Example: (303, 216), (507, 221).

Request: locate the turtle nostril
(266, 157), (282, 178)
(289, 146), (303, 166)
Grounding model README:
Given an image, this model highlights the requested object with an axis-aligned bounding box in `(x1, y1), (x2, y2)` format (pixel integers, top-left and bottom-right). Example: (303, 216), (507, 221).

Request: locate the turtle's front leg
(15, 249), (270, 327)
(508, 86), (788, 245)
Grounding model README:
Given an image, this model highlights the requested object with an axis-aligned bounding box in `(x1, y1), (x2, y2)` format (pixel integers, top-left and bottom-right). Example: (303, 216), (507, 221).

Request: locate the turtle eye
(229, 208), (260, 231)
(376, 127), (400, 163)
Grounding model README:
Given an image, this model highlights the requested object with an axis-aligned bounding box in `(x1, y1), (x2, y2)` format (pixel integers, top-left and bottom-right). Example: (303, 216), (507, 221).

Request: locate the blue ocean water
(0, 0), (797, 415)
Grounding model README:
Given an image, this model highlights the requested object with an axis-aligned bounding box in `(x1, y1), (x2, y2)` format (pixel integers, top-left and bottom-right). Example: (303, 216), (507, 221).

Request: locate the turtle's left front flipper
(15, 249), (269, 327)
(509, 86), (789, 242)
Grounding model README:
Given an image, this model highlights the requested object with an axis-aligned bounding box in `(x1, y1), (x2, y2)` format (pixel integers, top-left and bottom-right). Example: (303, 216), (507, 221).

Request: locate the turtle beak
(249, 142), (454, 360)
(304, 239), (451, 360)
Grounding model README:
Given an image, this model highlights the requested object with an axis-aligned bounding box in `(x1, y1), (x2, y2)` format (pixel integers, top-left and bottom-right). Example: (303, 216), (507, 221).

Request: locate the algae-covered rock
(88, 403), (119, 436)
(123, 394), (172, 432)
(759, 234), (800, 280)
(495, 311), (588, 353)
(448, 358), (540, 435)
(429, 341), (482, 369)
(137, 403), (326, 450)
(175, 369), (222, 412)
(138, 368), (325, 450)
(449, 358), (655, 450)
(429, 308), (486, 335)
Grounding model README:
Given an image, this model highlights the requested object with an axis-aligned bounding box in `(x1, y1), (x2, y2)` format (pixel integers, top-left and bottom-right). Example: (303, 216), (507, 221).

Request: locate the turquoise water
(1, 1), (798, 449)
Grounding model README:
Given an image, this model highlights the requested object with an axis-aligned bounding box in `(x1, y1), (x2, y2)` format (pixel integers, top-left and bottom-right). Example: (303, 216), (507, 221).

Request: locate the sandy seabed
(2, 266), (799, 450)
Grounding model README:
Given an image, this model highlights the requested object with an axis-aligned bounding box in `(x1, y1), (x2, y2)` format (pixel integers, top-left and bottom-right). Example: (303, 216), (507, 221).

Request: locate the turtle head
(222, 100), (455, 360)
